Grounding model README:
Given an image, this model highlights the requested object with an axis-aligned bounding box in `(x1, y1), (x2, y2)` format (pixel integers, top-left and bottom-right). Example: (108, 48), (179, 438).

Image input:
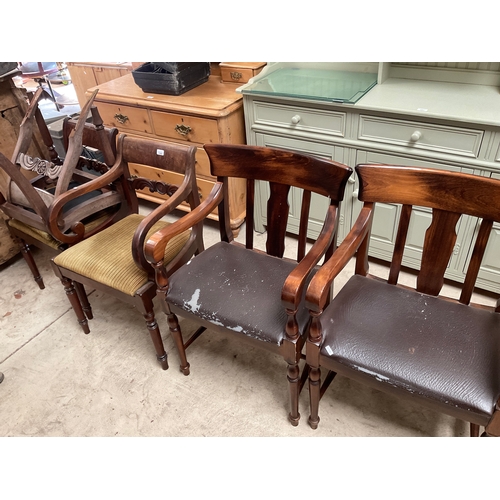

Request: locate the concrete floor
(1, 202), (495, 439)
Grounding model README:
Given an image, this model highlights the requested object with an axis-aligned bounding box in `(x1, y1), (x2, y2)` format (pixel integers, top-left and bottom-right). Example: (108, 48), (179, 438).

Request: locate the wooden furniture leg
(61, 276), (90, 334)
(141, 297), (168, 370)
(74, 282), (93, 320)
(19, 240), (44, 289)
(166, 312), (190, 375)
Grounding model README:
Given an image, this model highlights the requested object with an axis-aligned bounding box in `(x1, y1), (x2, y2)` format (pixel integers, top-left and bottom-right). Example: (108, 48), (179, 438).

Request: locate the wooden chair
(144, 144), (352, 422)
(0, 89), (126, 289)
(305, 163), (500, 437)
(50, 133), (204, 370)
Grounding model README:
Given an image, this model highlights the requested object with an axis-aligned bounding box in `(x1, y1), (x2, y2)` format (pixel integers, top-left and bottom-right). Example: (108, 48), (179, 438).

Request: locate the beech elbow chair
(145, 144), (352, 423)
(51, 133), (204, 370)
(305, 163), (500, 437)
(0, 89), (126, 289)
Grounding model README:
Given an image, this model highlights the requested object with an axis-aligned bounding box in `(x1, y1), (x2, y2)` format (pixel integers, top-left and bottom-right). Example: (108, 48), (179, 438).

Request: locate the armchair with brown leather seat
(145, 144), (352, 422)
(305, 163), (500, 437)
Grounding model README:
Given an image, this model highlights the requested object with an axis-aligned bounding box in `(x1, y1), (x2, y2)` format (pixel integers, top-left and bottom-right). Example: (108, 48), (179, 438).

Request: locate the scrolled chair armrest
(281, 204), (340, 313)
(46, 159), (125, 243)
(131, 171), (197, 272)
(145, 181), (223, 267)
(305, 203), (374, 314)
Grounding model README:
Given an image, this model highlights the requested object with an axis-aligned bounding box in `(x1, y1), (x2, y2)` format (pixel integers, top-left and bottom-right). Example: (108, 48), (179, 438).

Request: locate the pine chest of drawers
(86, 73), (247, 234)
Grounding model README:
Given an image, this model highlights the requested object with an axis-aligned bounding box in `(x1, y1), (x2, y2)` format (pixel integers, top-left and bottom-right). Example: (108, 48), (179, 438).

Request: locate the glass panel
(242, 67), (377, 103)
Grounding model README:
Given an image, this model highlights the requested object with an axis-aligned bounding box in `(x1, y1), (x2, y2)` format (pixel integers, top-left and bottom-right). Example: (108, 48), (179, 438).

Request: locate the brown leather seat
(318, 274), (500, 425)
(166, 241), (314, 346)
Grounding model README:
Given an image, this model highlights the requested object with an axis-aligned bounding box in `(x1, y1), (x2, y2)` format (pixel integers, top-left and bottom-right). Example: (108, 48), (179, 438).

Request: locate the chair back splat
(145, 143), (352, 425)
(305, 163), (500, 436)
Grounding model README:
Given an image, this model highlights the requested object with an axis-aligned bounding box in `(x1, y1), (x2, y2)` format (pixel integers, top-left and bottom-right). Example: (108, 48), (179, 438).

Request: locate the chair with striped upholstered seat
(51, 134), (204, 370)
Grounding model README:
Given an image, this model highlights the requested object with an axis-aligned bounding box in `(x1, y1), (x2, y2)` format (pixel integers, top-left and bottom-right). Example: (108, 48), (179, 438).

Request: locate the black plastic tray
(132, 62), (211, 95)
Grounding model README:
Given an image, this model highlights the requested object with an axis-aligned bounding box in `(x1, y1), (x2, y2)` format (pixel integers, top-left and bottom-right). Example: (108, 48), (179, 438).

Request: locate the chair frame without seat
(305, 163), (500, 437)
(51, 133), (204, 370)
(145, 144), (352, 423)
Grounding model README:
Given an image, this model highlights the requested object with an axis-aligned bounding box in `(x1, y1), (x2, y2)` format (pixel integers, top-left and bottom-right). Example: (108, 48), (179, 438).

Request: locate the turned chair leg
(19, 240), (44, 289)
(74, 281), (93, 320)
(470, 423), (480, 437)
(287, 362), (301, 426)
(60, 276), (90, 333)
(167, 312), (190, 375)
(308, 366), (321, 430)
(142, 299), (168, 370)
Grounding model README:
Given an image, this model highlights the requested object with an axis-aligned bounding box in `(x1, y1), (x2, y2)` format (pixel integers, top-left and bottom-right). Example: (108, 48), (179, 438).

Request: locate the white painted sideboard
(238, 62), (500, 293)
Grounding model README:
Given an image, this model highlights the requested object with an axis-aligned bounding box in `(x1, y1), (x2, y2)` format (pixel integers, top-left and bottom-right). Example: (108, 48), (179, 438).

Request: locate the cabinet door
(354, 150), (477, 282)
(254, 133), (354, 241)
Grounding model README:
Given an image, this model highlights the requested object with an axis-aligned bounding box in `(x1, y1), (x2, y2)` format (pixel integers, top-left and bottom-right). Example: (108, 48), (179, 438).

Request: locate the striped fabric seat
(54, 213), (190, 296)
(8, 209), (119, 251)
(8, 218), (61, 250)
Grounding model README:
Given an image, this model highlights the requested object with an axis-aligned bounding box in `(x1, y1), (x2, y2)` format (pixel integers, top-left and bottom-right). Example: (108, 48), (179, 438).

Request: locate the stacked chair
(0, 88), (127, 289)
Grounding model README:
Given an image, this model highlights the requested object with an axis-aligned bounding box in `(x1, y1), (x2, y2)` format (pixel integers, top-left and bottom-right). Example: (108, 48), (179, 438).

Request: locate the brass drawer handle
(230, 71), (243, 81)
(175, 124), (192, 136)
(114, 113), (129, 124)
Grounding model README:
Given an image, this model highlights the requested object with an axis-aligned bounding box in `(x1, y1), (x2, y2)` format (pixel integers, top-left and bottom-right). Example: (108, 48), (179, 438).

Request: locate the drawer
(358, 115), (484, 158)
(129, 163), (218, 214)
(150, 110), (219, 144)
(96, 102), (153, 134)
(252, 101), (346, 138)
(219, 62), (266, 83)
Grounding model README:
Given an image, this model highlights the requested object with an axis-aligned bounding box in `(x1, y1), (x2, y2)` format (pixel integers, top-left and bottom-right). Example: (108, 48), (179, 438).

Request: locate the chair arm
(132, 173), (196, 272)
(281, 204), (339, 312)
(47, 159), (125, 242)
(305, 204), (374, 313)
(145, 181), (223, 266)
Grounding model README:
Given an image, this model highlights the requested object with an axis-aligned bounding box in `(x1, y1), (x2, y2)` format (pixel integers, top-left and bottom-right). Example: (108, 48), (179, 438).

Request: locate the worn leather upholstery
(318, 274), (500, 426)
(167, 241), (314, 345)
